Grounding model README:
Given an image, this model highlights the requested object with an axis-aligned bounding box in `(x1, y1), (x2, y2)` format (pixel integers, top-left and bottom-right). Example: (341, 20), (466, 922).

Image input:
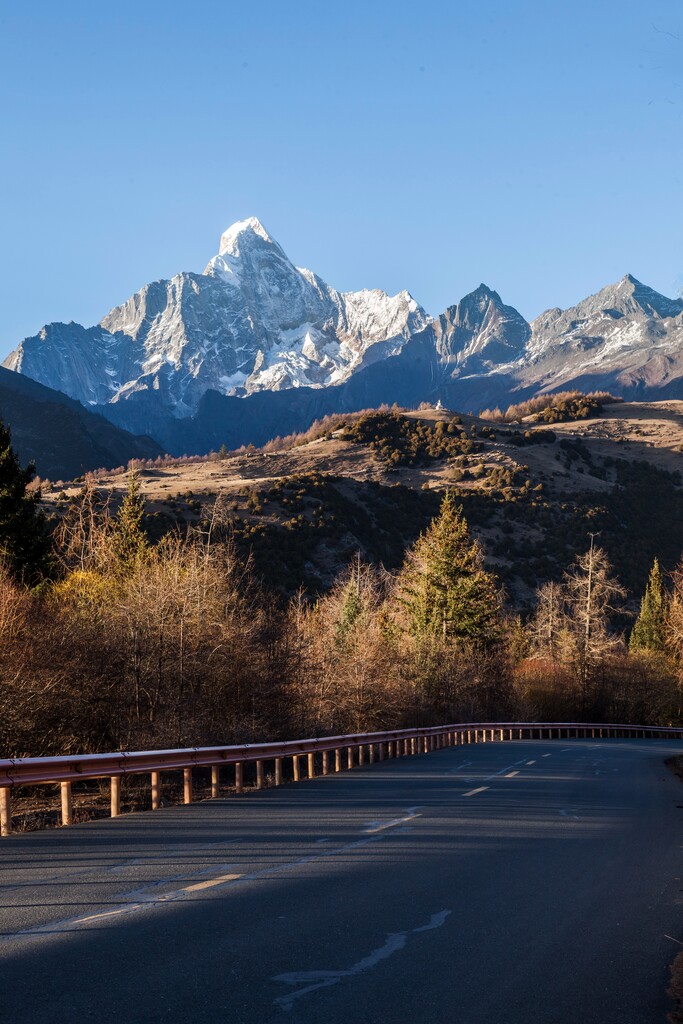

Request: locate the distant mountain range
(4, 218), (683, 457)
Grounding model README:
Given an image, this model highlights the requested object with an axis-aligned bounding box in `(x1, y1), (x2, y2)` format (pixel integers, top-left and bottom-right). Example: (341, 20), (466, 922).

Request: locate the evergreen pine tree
(397, 491), (500, 648)
(630, 558), (668, 654)
(0, 419), (50, 582)
(111, 471), (148, 571)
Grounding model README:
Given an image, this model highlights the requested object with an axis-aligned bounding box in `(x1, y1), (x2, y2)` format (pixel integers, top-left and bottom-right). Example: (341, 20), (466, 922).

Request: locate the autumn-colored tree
(53, 481), (112, 573)
(527, 580), (567, 661)
(563, 539), (625, 704)
(288, 557), (401, 734)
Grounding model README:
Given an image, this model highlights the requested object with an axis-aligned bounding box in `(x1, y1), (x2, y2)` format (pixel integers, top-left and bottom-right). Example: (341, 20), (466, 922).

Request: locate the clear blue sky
(1, 0), (681, 357)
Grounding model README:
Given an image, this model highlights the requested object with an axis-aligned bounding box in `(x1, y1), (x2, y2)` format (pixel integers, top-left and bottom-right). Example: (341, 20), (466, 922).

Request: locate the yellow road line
(180, 872), (242, 893)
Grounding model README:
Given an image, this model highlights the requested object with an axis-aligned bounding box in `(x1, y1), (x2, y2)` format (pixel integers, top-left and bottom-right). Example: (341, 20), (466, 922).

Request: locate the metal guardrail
(1, 721), (682, 837)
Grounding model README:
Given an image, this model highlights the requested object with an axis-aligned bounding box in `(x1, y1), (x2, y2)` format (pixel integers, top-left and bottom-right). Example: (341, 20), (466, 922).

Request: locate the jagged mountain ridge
(4, 217), (683, 457)
(6, 218), (428, 416)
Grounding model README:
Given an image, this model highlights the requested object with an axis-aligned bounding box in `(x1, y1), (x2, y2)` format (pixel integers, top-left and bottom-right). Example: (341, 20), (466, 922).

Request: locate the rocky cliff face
(519, 274), (683, 396)
(6, 218), (428, 416)
(431, 285), (532, 371)
(5, 216), (683, 455)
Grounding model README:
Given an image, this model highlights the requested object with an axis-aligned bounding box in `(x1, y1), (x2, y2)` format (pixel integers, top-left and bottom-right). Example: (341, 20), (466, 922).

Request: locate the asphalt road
(1, 739), (683, 1024)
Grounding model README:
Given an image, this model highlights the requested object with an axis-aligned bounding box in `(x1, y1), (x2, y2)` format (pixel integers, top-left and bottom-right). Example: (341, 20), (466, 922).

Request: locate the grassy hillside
(42, 399), (683, 605)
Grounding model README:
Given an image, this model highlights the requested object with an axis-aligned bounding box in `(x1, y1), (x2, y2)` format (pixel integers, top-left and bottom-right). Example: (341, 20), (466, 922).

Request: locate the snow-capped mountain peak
(218, 216), (274, 256)
(432, 283), (531, 370)
(5, 218), (429, 415)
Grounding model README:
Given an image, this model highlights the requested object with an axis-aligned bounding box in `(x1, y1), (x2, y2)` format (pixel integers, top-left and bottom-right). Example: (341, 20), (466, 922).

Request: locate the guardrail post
(7, 721), (674, 832)
(0, 787), (11, 836)
(61, 781), (73, 826)
(110, 776), (121, 817)
(151, 771), (161, 809)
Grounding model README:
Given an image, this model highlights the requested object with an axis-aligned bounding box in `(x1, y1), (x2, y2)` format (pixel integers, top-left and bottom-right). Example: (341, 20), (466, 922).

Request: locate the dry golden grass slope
(38, 400), (683, 604)
(42, 401), (683, 512)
